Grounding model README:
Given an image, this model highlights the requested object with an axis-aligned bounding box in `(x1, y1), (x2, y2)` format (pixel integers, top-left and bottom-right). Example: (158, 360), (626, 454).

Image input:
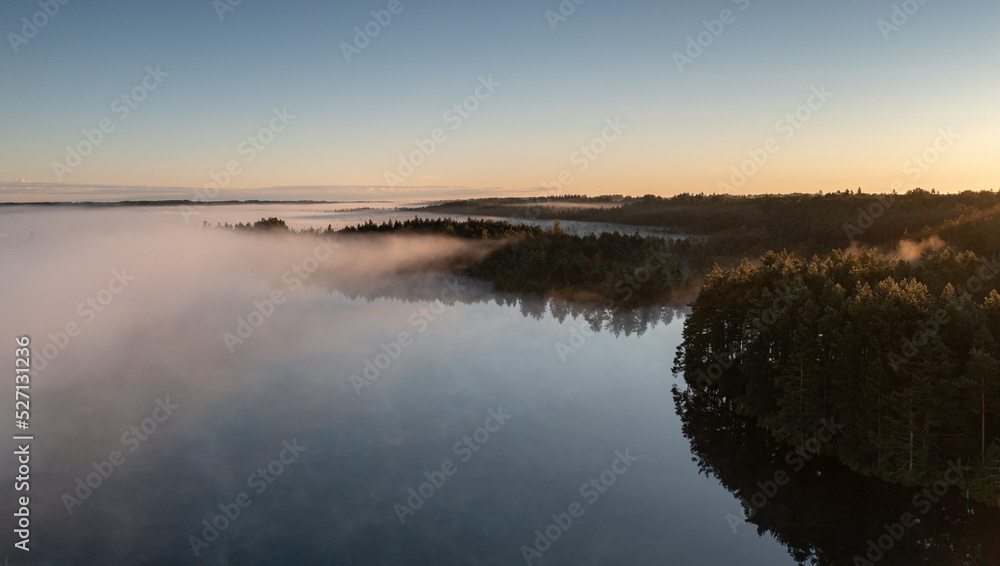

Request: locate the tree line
(219, 216), (704, 308)
(424, 189), (1000, 258)
(222, 210), (1000, 505)
(673, 248), (1000, 506)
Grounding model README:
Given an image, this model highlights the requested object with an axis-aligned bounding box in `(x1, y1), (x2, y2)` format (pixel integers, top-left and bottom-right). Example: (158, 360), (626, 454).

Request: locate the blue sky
(1, 0), (997, 201)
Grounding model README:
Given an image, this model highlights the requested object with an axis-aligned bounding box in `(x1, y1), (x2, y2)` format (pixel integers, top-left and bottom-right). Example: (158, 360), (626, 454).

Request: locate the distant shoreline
(0, 200), (392, 207)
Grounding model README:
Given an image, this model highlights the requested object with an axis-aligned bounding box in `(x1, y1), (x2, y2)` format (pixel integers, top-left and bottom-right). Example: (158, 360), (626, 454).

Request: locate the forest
(220, 216), (702, 307)
(672, 248), (1000, 507)
(424, 189), (1000, 259)
(226, 190), (1000, 505)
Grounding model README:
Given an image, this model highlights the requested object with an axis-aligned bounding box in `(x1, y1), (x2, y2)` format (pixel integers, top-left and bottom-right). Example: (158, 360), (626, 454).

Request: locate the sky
(0, 0), (998, 202)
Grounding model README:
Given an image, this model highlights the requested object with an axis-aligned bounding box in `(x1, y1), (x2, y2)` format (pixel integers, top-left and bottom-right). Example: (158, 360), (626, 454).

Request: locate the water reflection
(672, 385), (1000, 565)
(4, 282), (697, 565)
(9, 205), (986, 564)
(321, 272), (689, 338)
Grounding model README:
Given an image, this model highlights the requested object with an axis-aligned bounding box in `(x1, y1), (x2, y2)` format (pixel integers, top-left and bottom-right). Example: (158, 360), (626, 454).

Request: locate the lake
(0, 205), (996, 565)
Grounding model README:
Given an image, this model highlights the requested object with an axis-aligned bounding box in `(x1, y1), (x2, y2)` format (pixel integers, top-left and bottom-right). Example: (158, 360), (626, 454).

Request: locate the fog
(894, 235), (948, 261)
(0, 206), (796, 565)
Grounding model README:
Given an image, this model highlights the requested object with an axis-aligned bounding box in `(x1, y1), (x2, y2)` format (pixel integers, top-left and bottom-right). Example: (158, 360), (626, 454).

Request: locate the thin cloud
(0, 181), (517, 203)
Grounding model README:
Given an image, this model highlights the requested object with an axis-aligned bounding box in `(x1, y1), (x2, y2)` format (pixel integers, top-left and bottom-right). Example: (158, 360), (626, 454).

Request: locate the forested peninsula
(673, 249), (1000, 507)
(225, 190), (1000, 506)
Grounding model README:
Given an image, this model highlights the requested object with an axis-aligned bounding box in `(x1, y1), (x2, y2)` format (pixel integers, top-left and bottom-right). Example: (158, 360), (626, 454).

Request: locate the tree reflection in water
(316, 271), (688, 337)
(672, 384), (1000, 566)
(315, 271), (1000, 564)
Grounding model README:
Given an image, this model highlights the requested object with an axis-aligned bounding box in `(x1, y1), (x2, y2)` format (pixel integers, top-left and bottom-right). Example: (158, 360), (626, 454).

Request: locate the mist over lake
(5, 0), (999, 561)
(1, 205), (996, 565)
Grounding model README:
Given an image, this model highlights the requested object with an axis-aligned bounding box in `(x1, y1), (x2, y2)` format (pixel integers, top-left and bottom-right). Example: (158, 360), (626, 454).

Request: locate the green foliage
(676, 247), (1000, 505)
(337, 216), (693, 307)
(338, 216), (543, 239)
(468, 230), (684, 307)
(427, 190), (1000, 258)
(217, 217), (289, 232)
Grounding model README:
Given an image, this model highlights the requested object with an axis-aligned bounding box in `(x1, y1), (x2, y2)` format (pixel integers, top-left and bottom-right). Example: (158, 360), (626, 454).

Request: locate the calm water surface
(0, 206), (996, 565)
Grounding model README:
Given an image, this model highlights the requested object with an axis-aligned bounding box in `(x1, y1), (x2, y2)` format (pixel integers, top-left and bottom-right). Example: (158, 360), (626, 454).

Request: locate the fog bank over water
(6, 205), (996, 565)
(0, 205), (795, 564)
(0, 206), (498, 372)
